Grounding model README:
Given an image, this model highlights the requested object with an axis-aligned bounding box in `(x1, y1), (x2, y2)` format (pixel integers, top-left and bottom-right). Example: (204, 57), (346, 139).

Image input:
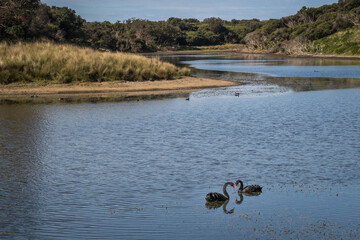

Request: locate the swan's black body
(205, 182), (234, 202)
(236, 180), (262, 194)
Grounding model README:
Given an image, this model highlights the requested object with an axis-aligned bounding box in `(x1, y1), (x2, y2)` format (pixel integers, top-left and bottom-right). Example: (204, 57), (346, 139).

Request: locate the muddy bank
(0, 77), (239, 104)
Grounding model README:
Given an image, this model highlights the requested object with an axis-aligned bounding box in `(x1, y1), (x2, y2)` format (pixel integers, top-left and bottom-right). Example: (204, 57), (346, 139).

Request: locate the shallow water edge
(0, 77), (238, 104)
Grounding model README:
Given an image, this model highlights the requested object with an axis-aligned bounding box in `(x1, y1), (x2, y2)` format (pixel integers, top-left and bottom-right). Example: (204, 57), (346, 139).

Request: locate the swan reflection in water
(235, 193), (244, 205)
(205, 200), (234, 214)
(205, 182), (235, 214)
(204, 181), (262, 214)
(235, 179), (262, 204)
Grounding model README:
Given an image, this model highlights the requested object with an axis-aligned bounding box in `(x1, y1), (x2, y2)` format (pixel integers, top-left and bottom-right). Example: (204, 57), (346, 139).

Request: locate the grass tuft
(0, 42), (190, 85)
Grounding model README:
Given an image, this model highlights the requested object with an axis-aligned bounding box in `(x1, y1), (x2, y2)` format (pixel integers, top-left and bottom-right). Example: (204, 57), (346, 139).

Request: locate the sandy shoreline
(0, 77), (239, 103)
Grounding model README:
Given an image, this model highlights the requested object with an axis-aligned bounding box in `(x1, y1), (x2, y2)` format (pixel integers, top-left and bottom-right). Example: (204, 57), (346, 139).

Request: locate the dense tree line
(0, 0), (359, 53)
(244, 0), (360, 54)
(0, 0), (262, 51)
(0, 0), (84, 43)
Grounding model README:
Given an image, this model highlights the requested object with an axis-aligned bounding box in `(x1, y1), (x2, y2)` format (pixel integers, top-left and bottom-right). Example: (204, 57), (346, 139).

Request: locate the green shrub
(311, 26), (360, 55)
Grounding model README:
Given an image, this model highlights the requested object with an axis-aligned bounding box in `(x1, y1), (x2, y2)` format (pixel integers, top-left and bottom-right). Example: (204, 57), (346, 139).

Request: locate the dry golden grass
(0, 42), (190, 84)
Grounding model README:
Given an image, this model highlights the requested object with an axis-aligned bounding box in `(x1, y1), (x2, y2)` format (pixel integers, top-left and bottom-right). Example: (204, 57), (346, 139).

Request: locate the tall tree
(0, 0), (40, 40)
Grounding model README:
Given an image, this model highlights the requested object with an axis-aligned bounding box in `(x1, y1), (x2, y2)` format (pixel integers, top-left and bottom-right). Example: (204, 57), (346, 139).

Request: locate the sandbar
(0, 77), (239, 104)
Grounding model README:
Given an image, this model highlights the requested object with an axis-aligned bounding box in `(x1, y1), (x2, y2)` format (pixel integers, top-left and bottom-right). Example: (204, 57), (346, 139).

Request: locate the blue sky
(41, 0), (338, 22)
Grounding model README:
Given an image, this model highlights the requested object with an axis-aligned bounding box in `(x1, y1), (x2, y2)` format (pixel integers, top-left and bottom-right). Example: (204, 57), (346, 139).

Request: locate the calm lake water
(1, 53), (360, 239)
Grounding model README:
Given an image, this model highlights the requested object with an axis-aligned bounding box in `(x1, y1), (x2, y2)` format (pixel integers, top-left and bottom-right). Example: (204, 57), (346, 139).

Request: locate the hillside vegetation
(244, 0), (360, 54)
(311, 26), (360, 55)
(0, 0), (359, 55)
(0, 42), (190, 84)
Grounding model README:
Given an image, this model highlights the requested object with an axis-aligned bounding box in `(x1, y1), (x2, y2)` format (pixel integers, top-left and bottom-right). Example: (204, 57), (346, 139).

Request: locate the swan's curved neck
(237, 180), (244, 190)
(223, 182), (233, 199)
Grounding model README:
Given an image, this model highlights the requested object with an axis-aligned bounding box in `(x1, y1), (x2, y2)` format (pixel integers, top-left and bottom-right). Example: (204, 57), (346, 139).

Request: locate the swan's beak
(234, 184), (237, 188)
(233, 185), (236, 188)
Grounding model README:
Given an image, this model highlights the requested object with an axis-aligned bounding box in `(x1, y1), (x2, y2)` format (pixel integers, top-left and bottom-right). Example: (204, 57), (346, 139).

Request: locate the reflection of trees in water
(266, 76), (360, 92)
(205, 200), (234, 214)
(194, 69), (360, 92)
(0, 105), (46, 238)
(162, 53), (360, 92)
(193, 69), (360, 92)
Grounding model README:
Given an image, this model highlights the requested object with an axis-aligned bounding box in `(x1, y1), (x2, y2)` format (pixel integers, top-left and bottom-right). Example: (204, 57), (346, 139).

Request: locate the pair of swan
(205, 180), (262, 202)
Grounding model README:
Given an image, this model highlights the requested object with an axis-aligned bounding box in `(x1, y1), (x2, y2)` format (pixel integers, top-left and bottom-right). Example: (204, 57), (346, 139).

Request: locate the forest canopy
(0, 0), (359, 54)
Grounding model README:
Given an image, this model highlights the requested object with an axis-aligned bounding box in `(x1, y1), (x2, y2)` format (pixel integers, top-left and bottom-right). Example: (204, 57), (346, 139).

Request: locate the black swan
(235, 180), (262, 194)
(205, 182), (235, 202)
